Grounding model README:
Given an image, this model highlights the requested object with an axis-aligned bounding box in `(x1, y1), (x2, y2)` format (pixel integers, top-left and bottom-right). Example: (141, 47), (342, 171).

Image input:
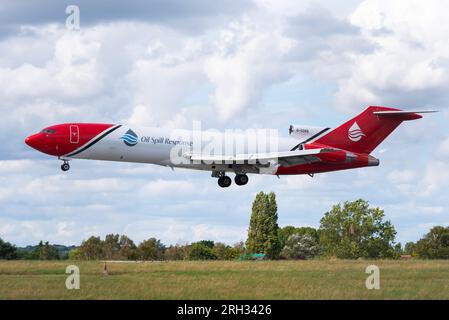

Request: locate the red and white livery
(25, 106), (435, 187)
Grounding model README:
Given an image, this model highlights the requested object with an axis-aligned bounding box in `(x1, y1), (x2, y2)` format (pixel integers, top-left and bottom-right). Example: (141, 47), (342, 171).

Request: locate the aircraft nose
(25, 133), (42, 151)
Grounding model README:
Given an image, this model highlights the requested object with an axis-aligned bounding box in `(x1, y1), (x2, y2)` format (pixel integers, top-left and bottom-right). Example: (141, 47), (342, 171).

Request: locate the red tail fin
(313, 106), (425, 154)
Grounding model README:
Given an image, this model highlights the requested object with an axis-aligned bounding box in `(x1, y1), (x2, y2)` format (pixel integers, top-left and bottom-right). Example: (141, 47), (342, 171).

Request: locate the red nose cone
(25, 133), (43, 151)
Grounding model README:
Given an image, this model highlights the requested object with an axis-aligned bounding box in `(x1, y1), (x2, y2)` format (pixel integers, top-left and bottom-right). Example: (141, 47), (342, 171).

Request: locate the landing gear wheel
(235, 174), (249, 186)
(61, 162), (70, 172)
(218, 175), (232, 188)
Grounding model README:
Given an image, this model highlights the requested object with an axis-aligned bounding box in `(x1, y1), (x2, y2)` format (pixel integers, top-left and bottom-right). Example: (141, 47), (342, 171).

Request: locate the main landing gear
(234, 174), (249, 186)
(214, 172), (249, 188)
(218, 175), (232, 188)
(61, 161), (70, 172)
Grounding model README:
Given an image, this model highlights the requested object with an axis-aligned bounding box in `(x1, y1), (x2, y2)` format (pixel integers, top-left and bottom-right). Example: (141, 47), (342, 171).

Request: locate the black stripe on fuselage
(64, 125), (122, 158)
(290, 127), (330, 151)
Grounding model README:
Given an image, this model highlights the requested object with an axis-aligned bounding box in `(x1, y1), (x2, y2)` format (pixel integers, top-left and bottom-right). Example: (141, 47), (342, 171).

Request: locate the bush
(415, 226), (449, 259)
(212, 243), (241, 260)
(281, 234), (320, 260)
(68, 248), (81, 260)
(0, 238), (18, 260)
(188, 242), (217, 260)
(278, 226), (319, 250)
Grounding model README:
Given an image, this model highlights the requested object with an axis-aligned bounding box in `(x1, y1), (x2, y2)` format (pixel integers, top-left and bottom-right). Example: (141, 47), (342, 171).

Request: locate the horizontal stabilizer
(373, 110), (438, 121)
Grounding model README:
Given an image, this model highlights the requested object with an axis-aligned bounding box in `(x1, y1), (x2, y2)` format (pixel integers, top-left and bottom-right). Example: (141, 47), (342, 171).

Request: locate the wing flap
(184, 148), (331, 167)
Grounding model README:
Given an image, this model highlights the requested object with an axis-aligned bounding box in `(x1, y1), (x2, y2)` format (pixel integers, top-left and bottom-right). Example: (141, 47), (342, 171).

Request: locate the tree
(246, 192), (281, 259)
(266, 192), (282, 258)
(197, 240), (214, 248)
(415, 226), (449, 259)
(68, 248), (81, 260)
(212, 242), (228, 260)
(103, 234), (121, 260)
(118, 235), (138, 260)
(25, 241), (60, 260)
(278, 226), (298, 249)
(319, 199), (398, 259)
(24, 244), (40, 260)
(281, 234), (320, 259)
(188, 242), (217, 260)
(278, 226), (319, 249)
(78, 236), (104, 260)
(212, 242), (240, 260)
(0, 238), (18, 260)
(138, 238), (165, 260)
(39, 241), (60, 260)
(233, 241), (246, 256)
(164, 244), (187, 260)
(404, 242), (416, 256)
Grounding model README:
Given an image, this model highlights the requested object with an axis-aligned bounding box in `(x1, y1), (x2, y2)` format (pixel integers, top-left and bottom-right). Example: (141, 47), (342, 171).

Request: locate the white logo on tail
(348, 122), (366, 142)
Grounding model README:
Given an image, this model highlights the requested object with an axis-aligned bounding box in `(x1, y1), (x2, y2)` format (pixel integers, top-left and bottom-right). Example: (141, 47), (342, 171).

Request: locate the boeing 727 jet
(25, 106), (435, 187)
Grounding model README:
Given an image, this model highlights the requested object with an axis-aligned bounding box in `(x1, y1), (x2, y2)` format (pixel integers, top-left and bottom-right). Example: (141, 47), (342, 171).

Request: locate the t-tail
(312, 106), (436, 154)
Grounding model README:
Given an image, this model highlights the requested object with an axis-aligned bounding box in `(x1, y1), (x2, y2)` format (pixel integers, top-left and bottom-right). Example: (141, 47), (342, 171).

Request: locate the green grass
(0, 260), (448, 299)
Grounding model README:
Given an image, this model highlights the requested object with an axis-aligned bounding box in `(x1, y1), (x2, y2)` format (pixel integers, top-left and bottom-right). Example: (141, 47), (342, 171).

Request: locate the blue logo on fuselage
(120, 129), (138, 146)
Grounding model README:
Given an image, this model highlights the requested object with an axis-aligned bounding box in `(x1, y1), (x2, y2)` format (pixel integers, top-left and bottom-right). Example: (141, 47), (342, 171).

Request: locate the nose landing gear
(61, 161), (70, 172)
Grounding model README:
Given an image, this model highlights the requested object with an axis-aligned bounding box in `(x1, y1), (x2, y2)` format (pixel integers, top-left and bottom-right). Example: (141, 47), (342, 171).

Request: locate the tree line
(0, 236), (246, 261)
(68, 236), (245, 261)
(1, 192), (448, 260)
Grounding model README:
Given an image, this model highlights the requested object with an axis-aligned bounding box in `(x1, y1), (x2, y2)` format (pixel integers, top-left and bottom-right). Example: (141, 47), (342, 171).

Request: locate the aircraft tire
(61, 163), (70, 172)
(235, 174), (249, 186)
(218, 176), (232, 188)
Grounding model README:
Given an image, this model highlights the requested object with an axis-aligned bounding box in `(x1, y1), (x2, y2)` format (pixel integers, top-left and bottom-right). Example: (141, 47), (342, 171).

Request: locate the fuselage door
(69, 125), (80, 144)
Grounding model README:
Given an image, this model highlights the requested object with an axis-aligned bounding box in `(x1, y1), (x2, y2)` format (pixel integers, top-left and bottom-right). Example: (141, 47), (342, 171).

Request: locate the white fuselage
(68, 125), (304, 175)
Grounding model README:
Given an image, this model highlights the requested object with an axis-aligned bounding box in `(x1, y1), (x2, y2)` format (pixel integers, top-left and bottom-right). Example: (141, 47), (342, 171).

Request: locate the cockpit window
(41, 129), (56, 134)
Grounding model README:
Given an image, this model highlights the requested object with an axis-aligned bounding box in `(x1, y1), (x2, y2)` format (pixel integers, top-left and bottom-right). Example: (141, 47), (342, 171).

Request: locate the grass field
(0, 260), (448, 299)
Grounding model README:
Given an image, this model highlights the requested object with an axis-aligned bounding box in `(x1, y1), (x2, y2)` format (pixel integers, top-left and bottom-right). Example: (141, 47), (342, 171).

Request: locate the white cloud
(122, 219), (247, 245)
(436, 136), (449, 159)
(140, 179), (196, 196)
(422, 161), (449, 195)
(254, 0), (361, 18)
(0, 32), (103, 101)
(205, 16), (295, 122)
(388, 169), (416, 184)
(336, 0), (449, 111)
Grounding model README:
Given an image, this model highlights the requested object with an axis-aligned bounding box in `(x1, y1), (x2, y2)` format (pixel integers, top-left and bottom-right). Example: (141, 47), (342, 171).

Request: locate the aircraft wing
(184, 148), (335, 167)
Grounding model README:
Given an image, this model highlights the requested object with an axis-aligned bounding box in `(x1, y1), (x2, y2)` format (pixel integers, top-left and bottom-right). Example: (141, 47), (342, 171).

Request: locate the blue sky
(1, 0), (449, 247)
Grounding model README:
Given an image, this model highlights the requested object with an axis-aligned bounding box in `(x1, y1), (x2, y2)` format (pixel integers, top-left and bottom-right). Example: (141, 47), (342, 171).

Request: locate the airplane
(25, 106), (435, 188)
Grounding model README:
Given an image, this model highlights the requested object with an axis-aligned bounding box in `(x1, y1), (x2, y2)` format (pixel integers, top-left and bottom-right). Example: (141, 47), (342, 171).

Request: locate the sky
(1, 0), (449, 247)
